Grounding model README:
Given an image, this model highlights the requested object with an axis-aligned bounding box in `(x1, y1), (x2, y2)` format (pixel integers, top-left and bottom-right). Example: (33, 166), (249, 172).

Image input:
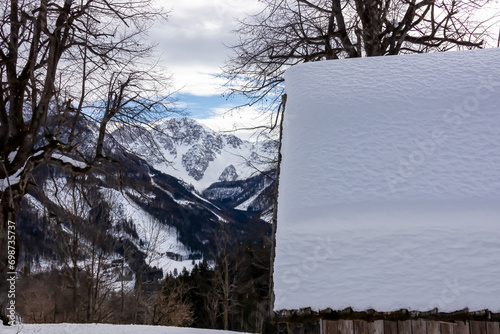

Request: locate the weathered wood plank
(412, 319), (428, 334)
(399, 320), (413, 334)
(384, 321), (398, 334)
(427, 321), (441, 334)
(454, 321), (470, 334)
(470, 321), (487, 334)
(440, 322), (455, 334)
(487, 322), (500, 334)
(354, 320), (369, 334)
(324, 320), (339, 334)
(339, 320), (354, 334)
(368, 320), (385, 334)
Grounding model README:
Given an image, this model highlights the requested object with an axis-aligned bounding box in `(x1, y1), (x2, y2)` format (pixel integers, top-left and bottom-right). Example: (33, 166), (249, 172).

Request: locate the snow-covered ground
(3, 323), (251, 334)
(274, 48), (500, 312)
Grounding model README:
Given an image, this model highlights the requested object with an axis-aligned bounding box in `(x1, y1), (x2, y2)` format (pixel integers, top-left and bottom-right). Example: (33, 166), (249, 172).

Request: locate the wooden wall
(322, 320), (500, 334)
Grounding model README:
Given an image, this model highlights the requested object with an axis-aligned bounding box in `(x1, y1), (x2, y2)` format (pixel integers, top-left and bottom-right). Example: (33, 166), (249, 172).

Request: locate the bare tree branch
(223, 0), (498, 113)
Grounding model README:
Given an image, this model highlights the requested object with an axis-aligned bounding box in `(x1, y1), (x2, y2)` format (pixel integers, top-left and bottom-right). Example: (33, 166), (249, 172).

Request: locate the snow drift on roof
(273, 48), (500, 313)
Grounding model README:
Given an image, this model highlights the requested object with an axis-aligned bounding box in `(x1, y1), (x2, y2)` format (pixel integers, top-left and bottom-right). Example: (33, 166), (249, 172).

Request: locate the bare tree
(137, 216), (171, 269)
(82, 187), (116, 323)
(42, 171), (119, 323)
(223, 0), (500, 108)
(45, 173), (89, 323)
(131, 214), (171, 324)
(153, 277), (194, 327)
(0, 0), (176, 324)
(209, 221), (243, 331)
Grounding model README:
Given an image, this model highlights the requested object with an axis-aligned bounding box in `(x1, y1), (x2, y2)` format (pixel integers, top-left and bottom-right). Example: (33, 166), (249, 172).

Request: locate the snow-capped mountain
(18, 116), (276, 281)
(118, 117), (277, 192)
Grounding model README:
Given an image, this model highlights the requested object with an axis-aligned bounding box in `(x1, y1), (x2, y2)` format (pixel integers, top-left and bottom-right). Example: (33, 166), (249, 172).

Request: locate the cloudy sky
(148, 0), (269, 139)
(148, 0), (500, 139)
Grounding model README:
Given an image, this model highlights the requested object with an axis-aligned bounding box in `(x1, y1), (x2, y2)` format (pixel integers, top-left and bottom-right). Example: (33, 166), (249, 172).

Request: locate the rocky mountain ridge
(119, 117), (277, 191)
(17, 116), (277, 282)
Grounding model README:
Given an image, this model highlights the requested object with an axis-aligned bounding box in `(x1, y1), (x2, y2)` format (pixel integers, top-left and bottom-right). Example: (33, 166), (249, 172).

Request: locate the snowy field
(2, 323), (251, 334)
(274, 48), (500, 312)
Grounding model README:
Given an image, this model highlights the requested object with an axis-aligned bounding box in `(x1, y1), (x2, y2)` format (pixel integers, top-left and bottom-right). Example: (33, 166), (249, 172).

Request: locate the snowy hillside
(17, 116), (275, 286)
(9, 115), (273, 330)
(274, 48), (500, 312)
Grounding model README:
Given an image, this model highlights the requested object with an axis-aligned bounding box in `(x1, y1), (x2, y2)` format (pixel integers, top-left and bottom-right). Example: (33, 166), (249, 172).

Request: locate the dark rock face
(218, 165), (238, 182)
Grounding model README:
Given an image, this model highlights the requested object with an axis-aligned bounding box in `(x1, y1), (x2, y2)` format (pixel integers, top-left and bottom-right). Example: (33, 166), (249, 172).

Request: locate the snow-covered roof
(273, 48), (500, 313)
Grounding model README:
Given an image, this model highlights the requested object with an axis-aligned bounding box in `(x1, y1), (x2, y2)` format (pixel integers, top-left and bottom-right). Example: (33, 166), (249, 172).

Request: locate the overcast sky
(151, 0), (262, 96)
(153, 1), (499, 94)
(148, 0), (268, 139)
(148, 0), (500, 138)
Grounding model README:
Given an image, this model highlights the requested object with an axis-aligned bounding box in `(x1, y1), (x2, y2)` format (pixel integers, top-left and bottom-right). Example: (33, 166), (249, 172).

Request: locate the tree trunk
(71, 225), (79, 322)
(223, 254), (229, 330)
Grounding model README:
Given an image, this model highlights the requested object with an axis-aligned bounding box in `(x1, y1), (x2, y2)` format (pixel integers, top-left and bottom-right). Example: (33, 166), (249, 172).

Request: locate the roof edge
(274, 307), (500, 324)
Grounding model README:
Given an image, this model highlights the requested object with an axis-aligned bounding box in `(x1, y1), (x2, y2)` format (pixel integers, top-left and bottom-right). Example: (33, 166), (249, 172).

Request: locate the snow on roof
(273, 48), (500, 313)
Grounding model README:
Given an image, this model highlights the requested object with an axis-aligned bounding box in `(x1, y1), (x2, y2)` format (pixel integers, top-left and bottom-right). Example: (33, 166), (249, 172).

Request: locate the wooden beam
(427, 321), (441, 334)
(486, 322), (500, 334)
(339, 320), (354, 334)
(320, 318), (498, 334)
(455, 322), (470, 334)
(440, 322), (455, 334)
(354, 320), (369, 334)
(399, 320), (413, 334)
(384, 321), (398, 334)
(470, 321), (487, 334)
(412, 319), (428, 334)
(324, 320), (339, 334)
(369, 320), (385, 334)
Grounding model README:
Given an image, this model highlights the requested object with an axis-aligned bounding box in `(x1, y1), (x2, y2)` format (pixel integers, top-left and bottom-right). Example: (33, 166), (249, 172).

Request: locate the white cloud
(151, 0), (264, 96)
(196, 106), (278, 142)
(169, 66), (226, 97)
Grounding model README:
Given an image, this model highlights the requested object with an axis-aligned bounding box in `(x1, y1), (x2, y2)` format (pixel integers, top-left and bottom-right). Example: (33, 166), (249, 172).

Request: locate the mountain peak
(123, 117), (275, 191)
